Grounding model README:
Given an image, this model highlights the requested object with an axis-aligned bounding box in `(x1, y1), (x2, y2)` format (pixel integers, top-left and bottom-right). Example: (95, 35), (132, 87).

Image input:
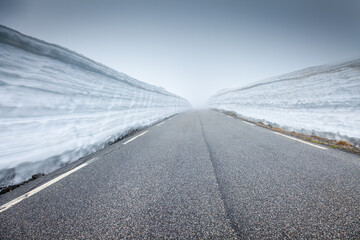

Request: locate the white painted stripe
(242, 121), (255, 126)
(156, 122), (164, 127)
(122, 130), (149, 145)
(273, 132), (327, 150)
(87, 157), (99, 164)
(0, 156), (101, 213)
(227, 116), (233, 118)
(0, 162), (90, 213)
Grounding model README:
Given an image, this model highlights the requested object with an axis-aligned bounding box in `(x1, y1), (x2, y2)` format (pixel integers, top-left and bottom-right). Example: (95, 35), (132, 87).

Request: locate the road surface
(0, 110), (359, 239)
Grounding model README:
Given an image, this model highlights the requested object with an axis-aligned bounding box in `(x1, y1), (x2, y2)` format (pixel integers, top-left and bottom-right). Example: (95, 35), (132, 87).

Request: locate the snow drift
(208, 60), (360, 146)
(0, 25), (190, 188)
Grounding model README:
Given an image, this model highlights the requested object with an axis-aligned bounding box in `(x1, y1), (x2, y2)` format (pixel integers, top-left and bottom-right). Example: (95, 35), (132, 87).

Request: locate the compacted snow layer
(0, 25), (190, 187)
(208, 60), (360, 146)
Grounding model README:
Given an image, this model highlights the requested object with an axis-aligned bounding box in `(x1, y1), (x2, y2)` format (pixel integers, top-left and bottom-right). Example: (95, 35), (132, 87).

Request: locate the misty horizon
(1, 0), (360, 106)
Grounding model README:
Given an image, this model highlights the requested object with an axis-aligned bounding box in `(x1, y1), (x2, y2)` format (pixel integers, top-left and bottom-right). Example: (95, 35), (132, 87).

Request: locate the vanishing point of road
(0, 110), (359, 239)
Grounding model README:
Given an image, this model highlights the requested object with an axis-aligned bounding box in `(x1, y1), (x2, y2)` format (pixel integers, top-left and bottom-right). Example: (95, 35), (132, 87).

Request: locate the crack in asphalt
(199, 115), (243, 240)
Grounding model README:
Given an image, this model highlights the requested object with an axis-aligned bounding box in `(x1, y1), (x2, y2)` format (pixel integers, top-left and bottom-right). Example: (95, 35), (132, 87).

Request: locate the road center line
(273, 132), (327, 150)
(156, 122), (164, 127)
(122, 130), (149, 145)
(0, 159), (95, 213)
(242, 121), (255, 126)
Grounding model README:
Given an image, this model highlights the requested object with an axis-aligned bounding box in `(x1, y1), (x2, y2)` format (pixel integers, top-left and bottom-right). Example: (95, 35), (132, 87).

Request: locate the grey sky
(1, 0), (360, 106)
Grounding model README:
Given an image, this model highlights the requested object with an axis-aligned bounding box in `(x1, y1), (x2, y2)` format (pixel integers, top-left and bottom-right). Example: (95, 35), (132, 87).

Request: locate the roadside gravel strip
(0, 110), (359, 239)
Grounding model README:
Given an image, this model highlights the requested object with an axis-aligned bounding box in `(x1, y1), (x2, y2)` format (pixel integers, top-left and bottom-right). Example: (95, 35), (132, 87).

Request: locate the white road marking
(156, 122), (164, 127)
(0, 159), (95, 213)
(122, 130), (149, 145)
(242, 121), (255, 126)
(1, 129), (149, 213)
(87, 157), (99, 164)
(227, 116), (233, 118)
(273, 132), (328, 150)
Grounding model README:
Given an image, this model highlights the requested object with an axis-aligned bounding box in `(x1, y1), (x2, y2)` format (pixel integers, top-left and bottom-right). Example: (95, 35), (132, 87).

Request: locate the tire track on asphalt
(199, 115), (243, 240)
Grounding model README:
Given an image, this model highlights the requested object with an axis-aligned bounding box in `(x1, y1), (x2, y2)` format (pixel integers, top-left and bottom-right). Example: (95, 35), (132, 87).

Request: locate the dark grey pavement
(0, 110), (359, 239)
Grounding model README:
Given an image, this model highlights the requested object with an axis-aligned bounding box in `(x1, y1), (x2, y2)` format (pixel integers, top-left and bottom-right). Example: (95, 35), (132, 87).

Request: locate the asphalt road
(0, 110), (359, 239)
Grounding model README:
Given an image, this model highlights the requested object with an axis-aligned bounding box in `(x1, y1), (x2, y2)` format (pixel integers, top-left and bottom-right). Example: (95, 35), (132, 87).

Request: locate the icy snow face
(0, 25), (190, 187)
(208, 60), (360, 146)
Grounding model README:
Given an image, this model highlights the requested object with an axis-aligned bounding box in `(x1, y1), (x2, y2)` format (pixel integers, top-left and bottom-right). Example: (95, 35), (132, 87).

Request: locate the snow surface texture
(208, 60), (360, 146)
(0, 25), (190, 188)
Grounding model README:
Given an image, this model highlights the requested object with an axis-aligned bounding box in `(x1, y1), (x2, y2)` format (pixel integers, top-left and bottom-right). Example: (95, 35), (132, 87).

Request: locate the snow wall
(0, 25), (191, 188)
(208, 60), (360, 146)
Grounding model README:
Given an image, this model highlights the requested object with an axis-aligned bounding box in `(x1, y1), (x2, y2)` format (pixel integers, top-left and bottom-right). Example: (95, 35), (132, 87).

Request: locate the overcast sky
(1, 0), (360, 106)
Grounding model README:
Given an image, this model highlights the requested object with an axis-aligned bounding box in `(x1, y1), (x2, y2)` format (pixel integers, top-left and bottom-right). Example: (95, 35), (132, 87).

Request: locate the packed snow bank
(0, 25), (191, 188)
(208, 59), (360, 146)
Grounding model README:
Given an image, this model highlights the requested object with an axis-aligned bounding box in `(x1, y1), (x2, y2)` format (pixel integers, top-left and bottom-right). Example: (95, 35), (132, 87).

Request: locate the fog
(1, 0), (359, 107)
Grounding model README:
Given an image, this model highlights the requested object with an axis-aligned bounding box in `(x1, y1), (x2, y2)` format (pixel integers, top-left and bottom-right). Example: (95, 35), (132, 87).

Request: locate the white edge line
(273, 132), (327, 150)
(123, 130), (149, 145)
(242, 121), (255, 126)
(156, 122), (164, 127)
(87, 156), (99, 164)
(0, 160), (93, 213)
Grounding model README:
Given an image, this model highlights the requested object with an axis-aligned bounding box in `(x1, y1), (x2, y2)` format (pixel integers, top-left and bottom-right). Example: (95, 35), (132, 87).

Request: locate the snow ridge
(208, 60), (360, 146)
(0, 25), (191, 187)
